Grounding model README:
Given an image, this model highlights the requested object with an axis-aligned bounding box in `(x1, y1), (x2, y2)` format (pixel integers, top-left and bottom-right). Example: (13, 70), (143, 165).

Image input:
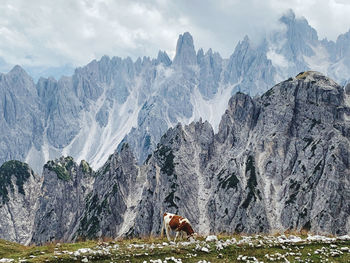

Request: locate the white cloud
(0, 0), (349, 74)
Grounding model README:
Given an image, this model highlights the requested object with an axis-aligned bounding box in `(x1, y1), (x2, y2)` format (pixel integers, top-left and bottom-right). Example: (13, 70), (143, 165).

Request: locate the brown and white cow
(161, 212), (196, 242)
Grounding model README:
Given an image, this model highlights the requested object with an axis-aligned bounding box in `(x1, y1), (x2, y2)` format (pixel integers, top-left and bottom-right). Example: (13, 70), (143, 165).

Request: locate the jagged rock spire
(173, 32), (197, 67)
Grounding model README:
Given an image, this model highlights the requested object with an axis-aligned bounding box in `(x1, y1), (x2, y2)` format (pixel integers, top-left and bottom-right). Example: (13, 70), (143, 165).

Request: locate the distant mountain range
(1, 10), (350, 174)
(1, 71), (349, 244)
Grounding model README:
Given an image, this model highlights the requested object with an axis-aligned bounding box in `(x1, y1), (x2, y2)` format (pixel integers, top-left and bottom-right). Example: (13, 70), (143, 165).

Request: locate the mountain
(123, 71), (350, 237)
(0, 66), (44, 172)
(31, 157), (94, 244)
(267, 10), (350, 84)
(1, 10), (350, 177)
(0, 160), (40, 245)
(1, 71), (349, 244)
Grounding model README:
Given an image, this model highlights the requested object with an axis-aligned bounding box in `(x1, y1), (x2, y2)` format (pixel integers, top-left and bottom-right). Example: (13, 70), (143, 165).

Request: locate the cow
(160, 212), (196, 242)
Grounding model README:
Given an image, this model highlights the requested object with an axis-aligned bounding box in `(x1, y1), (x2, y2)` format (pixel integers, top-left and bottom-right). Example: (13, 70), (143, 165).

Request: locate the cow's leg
(160, 220), (165, 238)
(174, 231), (180, 242)
(166, 226), (171, 242)
(178, 231), (183, 240)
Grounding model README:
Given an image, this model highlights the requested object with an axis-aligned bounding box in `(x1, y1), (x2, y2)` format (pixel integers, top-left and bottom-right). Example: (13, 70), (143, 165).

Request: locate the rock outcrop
(79, 71), (350, 239)
(0, 73), (349, 244)
(31, 157), (94, 244)
(0, 161), (41, 245)
(76, 144), (141, 239)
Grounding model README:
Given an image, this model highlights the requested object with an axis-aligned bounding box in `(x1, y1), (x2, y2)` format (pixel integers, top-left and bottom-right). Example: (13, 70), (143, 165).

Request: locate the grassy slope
(0, 235), (349, 263)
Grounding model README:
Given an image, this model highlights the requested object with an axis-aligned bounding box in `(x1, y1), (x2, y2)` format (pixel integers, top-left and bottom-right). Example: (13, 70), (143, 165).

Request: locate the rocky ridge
(2, 11), (350, 175)
(75, 71), (350, 240)
(0, 160), (41, 245)
(1, 71), (348, 244)
(31, 157), (94, 244)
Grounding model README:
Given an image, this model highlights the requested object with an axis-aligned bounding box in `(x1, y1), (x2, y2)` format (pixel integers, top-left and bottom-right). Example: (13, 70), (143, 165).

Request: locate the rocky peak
(259, 71), (344, 117)
(278, 10), (318, 58)
(224, 36), (275, 93)
(335, 30), (350, 59)
(173, 32), (197, 67)
(8, 65), (30, 78)
(295, 71), (339, 86)
(217, 92), (257, 145)
(4, 66), (35, 95)
(280, 10), (318, 39)
(289, 71), (343, 106)
(2, 65), (35, 94)
(156, 51), (171, 66)
(0, 64), (43, 168)
(196, 48), (204, 61)
(197, 47), (223, 99)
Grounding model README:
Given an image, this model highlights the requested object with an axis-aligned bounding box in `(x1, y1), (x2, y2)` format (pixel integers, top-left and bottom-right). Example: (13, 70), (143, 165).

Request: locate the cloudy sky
(1, 0), (350, 76)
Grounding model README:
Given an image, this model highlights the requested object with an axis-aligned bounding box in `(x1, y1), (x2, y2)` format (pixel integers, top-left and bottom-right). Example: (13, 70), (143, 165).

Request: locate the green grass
(80, 160), (93, 174)
(43, 157), (74, 181)
(0, 235), (349, 262)
(0, 160), (33, 203)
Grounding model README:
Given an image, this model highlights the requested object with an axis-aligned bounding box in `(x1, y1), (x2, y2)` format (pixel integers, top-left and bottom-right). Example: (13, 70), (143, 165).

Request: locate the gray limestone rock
(0, 161), (41, 245)
(128, 71), (350, 237)
(224, 37), (275, 95)
(173, 32), (197, 67)
(0, 66), (44, 166)
(2, 13), (350, 244)
(31, 157), (94, 244)
(345, 83), (350, 95)
(197, 49), (223, 99)
(1, 72), (349, 245)
(44, 76), (81, 149)
(3, 12), (350, 177)
(75, 143), (141, 239)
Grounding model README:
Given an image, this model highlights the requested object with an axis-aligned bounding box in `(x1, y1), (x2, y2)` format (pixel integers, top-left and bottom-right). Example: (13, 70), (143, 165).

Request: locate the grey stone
(2, 11), (350, 191)
(31, 157), (94, 244)
(0, 161), (41, 245)
(1, 72), (349, 244)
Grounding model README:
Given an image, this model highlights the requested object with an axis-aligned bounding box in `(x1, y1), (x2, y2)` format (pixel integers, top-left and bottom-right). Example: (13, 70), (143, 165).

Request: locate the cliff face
(209, 71), (350, 235)
(31, 157), (94, 244)
(0, 72), (349, 244)
(75, 144), (142, 239)
(0, 161), (41, 245)
(126, 71), (350, 237)
(3, 12), (350, 176)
